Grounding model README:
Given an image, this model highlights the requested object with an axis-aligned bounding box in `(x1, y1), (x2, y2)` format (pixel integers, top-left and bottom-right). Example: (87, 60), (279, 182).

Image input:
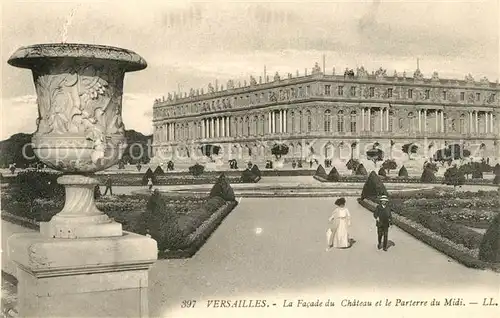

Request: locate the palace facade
(152, 64), (500, 163)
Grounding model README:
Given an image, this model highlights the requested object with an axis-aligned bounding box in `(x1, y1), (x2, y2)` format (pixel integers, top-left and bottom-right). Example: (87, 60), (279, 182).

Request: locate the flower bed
(315, 174), (498, 186)
(358, 198), (500, 272)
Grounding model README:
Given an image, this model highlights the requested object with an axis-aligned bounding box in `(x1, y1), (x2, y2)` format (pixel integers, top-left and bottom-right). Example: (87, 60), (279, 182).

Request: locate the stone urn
(8, 43), (147, 239)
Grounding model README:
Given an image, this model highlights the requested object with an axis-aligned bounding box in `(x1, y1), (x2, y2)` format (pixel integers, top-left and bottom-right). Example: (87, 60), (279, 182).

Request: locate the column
(202, 119), (206, 138)
(424, 110), (427, 132)
(441, 111), (444, 133)
(475, 111), (479, 133)
(272, 111), (276, 133)
(268, 112), (272, 134)
(227, 117), (231, 137)
(435, 110), (439, 132)
(284, 110), (287, 133)
(367, 108), (371, 131)
(222, 116), (226, 137)
(469, 112), (473, 133)
(490, 112), (494, 134)
(417, 111), (420, 133)
(386, 108), (389, 131)
(380, 108), (384, 131)
(215, 117), (219, 138)
(361, 108), (365, 131)
(485, 112), (489, 134)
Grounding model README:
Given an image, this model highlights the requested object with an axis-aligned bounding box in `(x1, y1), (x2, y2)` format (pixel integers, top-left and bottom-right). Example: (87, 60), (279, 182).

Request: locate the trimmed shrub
(250, 165), (261, 178)
(167, 160), (174, 171)
(378, 167), (387, 177)
(398, 165), (408, 177)
(361, 171), (388, 201)
(327, 166), (340, 182)
(479, 212), (500, 263)
(382, 159), (398, 174)
(420, 168), (436, 183)
(189, 163), (205, 176)
(444, 166), (465, 187)
(355, 163), (368, 176)
(493, 175), (500, 185)
(142, 168), (157, 185)
(346, 158), (360, 171)
(210, 173), (235, 201)
(154, 165), (165, 175)
(241, 169), (257, 183)
(314, 165), (328, 179)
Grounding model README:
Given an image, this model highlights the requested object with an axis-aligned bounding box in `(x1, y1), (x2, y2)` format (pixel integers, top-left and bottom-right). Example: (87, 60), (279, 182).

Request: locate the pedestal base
(8, 231), (157, 318)
(40, 219), (123, 238)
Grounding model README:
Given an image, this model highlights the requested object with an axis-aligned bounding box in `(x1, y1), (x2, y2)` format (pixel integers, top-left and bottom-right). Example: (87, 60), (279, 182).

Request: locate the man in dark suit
(374, 195), (392, 251)
(103, 176), (113, 196)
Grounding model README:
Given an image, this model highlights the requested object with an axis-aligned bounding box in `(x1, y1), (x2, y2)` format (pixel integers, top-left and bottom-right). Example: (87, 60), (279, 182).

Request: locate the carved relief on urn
(8, 43), (147, 173)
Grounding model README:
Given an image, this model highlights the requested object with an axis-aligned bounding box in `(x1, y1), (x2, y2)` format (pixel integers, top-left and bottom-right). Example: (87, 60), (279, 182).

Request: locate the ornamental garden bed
(357, 173), (500, 271)
(1, 171), (239, 259)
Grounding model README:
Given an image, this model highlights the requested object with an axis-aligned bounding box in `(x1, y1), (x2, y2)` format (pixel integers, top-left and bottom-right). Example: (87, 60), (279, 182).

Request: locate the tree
(398, 165), (408, 177)
(200, 144), (221, 162)
(424, 162), (438, 173)
(142, 168), (157, 185)
(382, 159), (397, 174)
(401, 143), (418, 159)
(361, 171), (388, 201)
(189, 163), (205, 176)
(366, 147), (384, 165)
(389, 140), (395, 159)
(444, 166), (465, 188)
(433, 144), (471, 165)
(271, 143), (289, 160)
(470, 162), (484, 179)
(250, 165), (261, 178)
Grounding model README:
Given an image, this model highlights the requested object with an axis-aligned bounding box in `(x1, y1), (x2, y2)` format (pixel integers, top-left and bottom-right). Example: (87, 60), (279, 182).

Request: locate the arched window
(299, 111), (303, 132)
(337, 110), (344, 132)
(350, 111), (357, 133)
(388, 111), (394, 132)
(324, 110), (331, 132)
(460, 114), (466, 133)
(443, 113), (448, 133)
(290, 111), (295, 133)
(306, 110), (312, 132)
(245, 116), (250, 136)
(254, 115), (258, 135)
(260, 115), (265, 135)
(408, 112), (414, 132)
(399, 118), (404, 130)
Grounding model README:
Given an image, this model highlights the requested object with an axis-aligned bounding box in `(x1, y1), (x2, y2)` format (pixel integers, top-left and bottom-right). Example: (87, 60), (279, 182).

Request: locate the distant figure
(291, 160), (297, 169)
(103, 176), (113, 195)
(136, 163), (142, 172)
(147, 177), (154, 191)
(9, 163), (16, 174)
(327, 197), (352, 251)
(309, 160), (313, 168)
(374, 195), (392, 251)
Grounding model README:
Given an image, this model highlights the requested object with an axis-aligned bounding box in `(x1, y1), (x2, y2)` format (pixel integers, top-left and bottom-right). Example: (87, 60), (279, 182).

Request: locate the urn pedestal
(7, 43), (158, 317)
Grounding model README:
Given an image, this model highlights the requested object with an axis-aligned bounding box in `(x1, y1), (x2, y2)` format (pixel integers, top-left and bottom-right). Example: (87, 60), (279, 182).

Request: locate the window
(399, 118), (404, 129)
(298, 87), (303, 97)
(442, 91), (447, 100)
(369, 87), (375, 98)
(260, 115), (265, 135)
(388, 111), (394, 131)
(459, 114), (466, 133)
(290, 111), (295, 132)
(299, 111), (303, 132)
(245, 117), (250, 136)
(306, 86), (311, 96)
(408, 89), (413, 99)
(291, 88), (295, 98)
(325, 85), (331, 96)
(451, 119), (456, 132)
(254, 115), (259, 135)
(408, 112), (414, 132)
(324, 110), (331, 132)
(351, 86), (356, 97)
(460, 92), (465, 101)
(306, 110), (312, 132)
(350, 111), (357, 132)
(425, 90), (430, 99)
(387, 88), (393, 98)
(337, 110), (344, 132)
(476, 92), (481, 101)
(338, 86), (344, 96)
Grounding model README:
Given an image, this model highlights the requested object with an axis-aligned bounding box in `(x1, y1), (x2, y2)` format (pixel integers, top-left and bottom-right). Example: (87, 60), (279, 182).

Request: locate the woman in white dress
(327, 198), (352, 249)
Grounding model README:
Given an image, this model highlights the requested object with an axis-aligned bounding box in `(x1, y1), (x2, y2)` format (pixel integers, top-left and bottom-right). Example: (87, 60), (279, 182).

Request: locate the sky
(1, 0), (499, 139)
